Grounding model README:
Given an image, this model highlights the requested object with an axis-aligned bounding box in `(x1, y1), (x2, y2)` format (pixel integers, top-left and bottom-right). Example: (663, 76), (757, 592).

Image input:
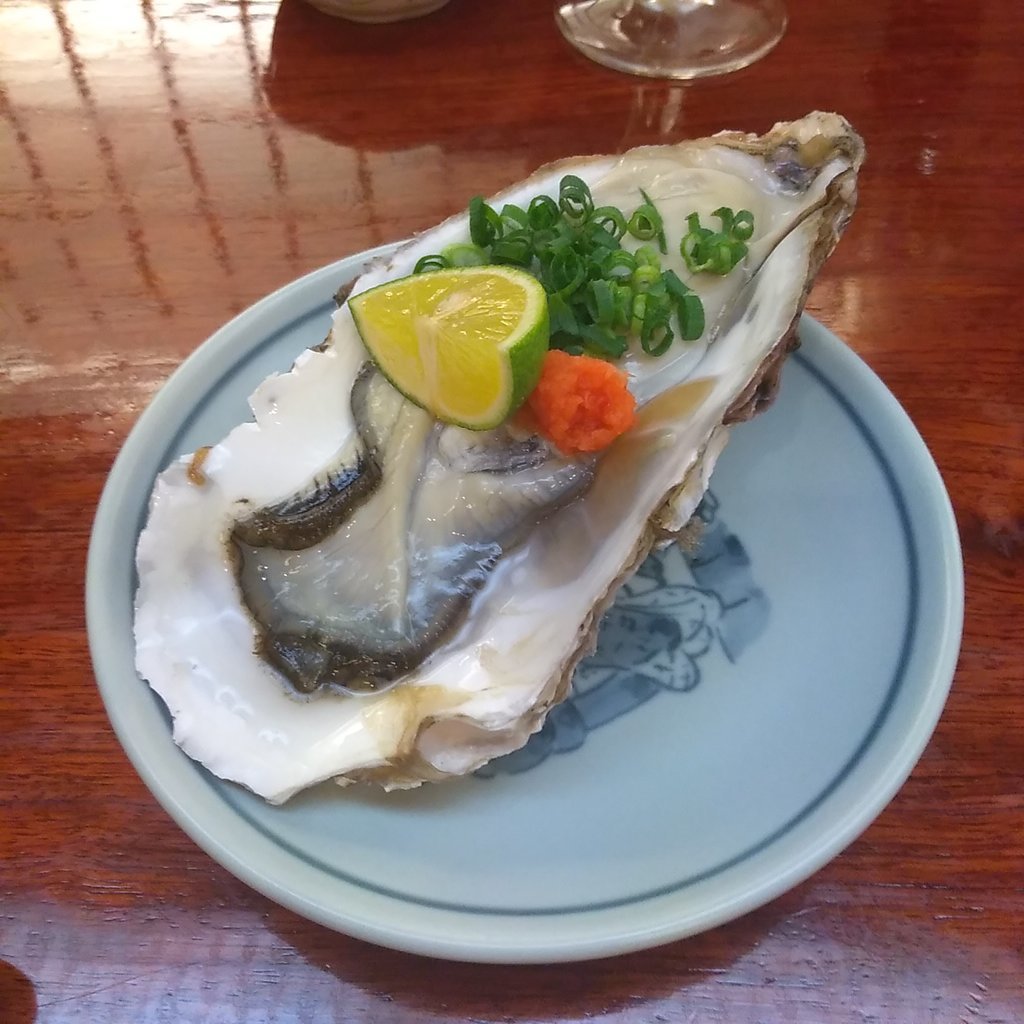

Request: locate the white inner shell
(135, 139), (848, 803)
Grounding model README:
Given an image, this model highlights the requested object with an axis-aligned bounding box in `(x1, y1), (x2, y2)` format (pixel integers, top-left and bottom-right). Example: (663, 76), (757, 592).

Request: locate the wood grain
(1, 0), (1022, 1020)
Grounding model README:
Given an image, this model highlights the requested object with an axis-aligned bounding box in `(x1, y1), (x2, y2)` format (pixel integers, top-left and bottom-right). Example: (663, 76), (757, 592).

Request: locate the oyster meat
(134, 112), (864, 802)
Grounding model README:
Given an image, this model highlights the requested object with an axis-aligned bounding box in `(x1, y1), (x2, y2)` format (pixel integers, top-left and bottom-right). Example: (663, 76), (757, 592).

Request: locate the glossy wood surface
(2, 0), (1022, 1020)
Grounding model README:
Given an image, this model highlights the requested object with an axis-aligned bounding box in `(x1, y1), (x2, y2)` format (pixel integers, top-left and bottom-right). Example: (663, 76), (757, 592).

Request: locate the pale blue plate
(87, 246), (964, 963)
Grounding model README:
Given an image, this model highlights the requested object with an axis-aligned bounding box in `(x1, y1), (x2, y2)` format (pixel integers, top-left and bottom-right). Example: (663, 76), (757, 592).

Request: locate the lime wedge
(348, 266), (549, 430)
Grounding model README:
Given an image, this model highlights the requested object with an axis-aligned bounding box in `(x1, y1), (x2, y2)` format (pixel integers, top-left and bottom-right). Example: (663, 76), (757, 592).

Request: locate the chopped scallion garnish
(681, 206), (754, 275)
(639, 188), (669, 254)
(589, 206), (628, 240)
(527, 195), (559, 230)
(469, 196), (503, 248)
(628, 191), (665, 252)
(500, 204), (530, 231)
(558, 175), (594, 226)
(441, 243), (489, 268)
(413, 253), (450, 273)
(413, 183), (755, 359)
(491, 233), (533, 267)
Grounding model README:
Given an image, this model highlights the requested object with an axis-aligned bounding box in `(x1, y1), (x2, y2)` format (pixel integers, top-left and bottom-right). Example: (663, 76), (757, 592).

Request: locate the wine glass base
(556, 0), (787, 80)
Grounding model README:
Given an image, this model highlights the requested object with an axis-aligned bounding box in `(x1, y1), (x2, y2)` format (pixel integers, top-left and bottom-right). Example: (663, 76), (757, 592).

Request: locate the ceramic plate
(87, 246), (963, 963)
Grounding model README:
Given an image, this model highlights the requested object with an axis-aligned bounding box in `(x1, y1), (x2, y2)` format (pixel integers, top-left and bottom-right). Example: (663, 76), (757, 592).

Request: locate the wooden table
(2, 0), (1021, 1019)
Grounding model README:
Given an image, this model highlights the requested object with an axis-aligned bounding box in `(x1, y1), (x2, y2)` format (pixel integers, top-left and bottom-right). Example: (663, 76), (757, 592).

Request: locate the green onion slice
(639, 188), (668, 254)
(633, 245), (661, 269)
(712, 206), (735, 235)
(627, 203), (662, 243)
(630, 292), (647, 339)
(469, 196), (503, 248)
(527, 195), (559, 230)
(599, 249), (635, 279)
(677, 291), (706, 341)
(440, 243), (488, 268)
(682, 208), (754, 275)
(732, 209), (755, 241)
(640, 306), (674, 356)
(588, 206), (628, 240)
(491, 232), (533, 267)
(631, 263), (661, 291)
(413, 253), (450, 273)
(584, 278), (616, 326)
(548, 293), (580, 337)
(500, 204), (530, 231)
(558, 174), (594, 226)
(583, 224), (622, 253)
(662, 270), (705, 341)
(542, 246), (587, 296)
(550, 335), (585, 356)
(579, 322), (628, 359)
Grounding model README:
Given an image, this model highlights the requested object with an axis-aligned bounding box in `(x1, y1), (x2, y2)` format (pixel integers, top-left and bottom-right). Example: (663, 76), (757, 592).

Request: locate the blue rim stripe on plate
(87, 247), (961, 960)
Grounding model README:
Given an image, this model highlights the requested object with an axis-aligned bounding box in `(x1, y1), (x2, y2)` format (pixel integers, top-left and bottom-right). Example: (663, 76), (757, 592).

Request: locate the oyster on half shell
(135, 112), (864, 803)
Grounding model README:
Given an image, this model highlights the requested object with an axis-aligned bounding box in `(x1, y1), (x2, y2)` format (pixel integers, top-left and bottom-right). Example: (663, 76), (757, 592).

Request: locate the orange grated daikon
(524, 349), (636, 455)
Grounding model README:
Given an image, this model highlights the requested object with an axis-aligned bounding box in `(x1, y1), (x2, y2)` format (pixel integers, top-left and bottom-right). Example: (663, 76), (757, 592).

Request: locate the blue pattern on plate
(208, 349), (921, 919)
(476, 491), (770, 777)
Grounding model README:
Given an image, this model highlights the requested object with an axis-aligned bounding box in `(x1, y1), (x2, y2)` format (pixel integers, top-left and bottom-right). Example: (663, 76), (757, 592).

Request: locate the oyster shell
(134, 112), (864, 802)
